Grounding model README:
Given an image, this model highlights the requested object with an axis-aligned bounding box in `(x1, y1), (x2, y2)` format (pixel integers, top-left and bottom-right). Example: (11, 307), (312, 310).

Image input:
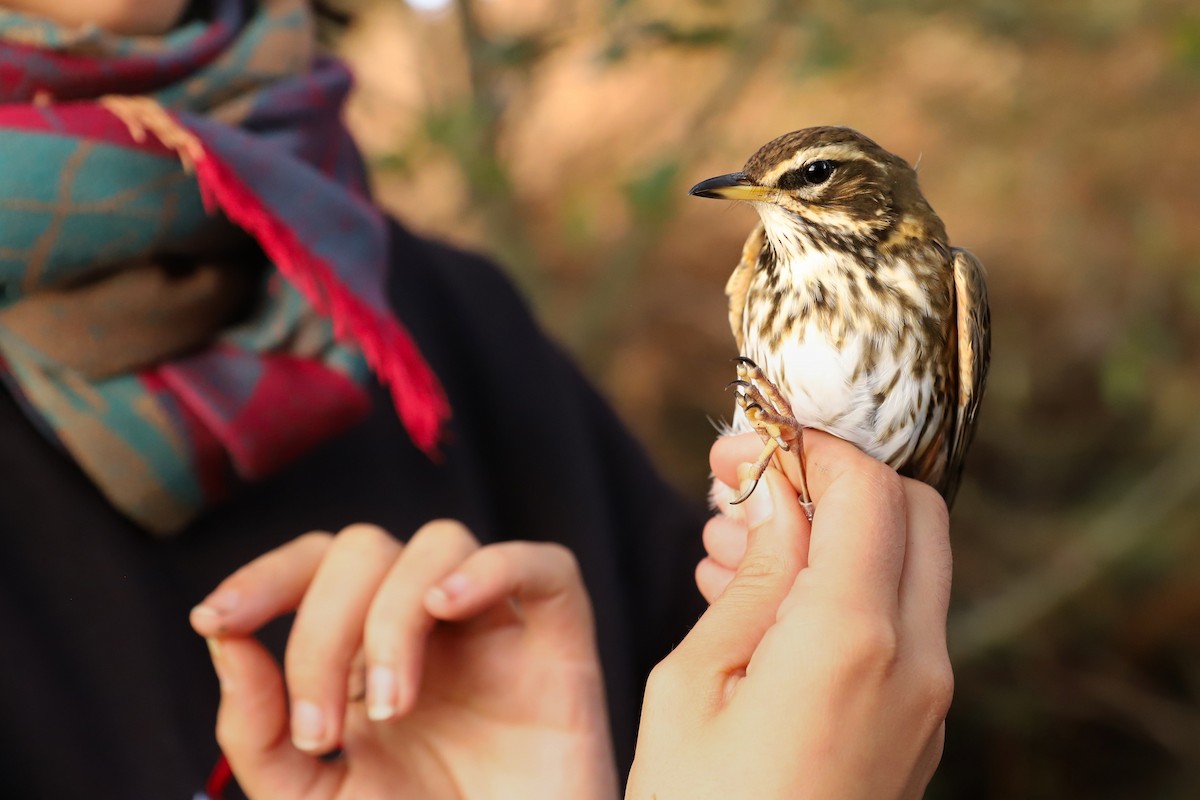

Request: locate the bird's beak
(688, 172), (773, 201)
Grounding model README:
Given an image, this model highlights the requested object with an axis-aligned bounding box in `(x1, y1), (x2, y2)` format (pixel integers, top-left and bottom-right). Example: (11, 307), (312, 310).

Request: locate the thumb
(674, 463), (810, 678)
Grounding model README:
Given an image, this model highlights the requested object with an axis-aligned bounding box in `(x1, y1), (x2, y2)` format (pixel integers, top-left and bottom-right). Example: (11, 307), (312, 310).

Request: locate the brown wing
(726, 223), (766, 350)
(939, 247), (991, 507)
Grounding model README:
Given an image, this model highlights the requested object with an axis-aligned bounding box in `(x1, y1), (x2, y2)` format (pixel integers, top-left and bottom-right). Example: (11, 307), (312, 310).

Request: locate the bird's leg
(728, 357), (814, 520)
(735, 357), (796, 419)
(728, 380), (792, 450)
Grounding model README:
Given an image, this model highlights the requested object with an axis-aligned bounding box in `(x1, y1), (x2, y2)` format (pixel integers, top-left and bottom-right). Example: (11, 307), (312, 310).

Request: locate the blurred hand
(191, 520), (618, 800)
(628, 431), (953, 799)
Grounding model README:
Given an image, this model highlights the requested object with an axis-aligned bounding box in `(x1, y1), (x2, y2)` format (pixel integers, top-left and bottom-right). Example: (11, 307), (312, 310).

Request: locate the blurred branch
(451, 0), (485, 94)
(1075, 670), (1200, 763)
(568, 0), (795, 362)
(950, 421), (1200, 662)
(449, 0), (547, 304)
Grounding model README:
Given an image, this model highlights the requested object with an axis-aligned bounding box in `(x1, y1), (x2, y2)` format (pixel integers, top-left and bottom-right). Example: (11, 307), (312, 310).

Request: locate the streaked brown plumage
(690, 126), (989, 511)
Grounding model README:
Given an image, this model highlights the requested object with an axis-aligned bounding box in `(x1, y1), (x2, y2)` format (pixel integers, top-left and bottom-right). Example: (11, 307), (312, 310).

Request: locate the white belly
(732, 321), (933, 467)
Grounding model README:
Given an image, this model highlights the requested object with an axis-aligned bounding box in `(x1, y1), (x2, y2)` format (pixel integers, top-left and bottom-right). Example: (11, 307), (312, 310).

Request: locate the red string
(204, 754), (233, 800)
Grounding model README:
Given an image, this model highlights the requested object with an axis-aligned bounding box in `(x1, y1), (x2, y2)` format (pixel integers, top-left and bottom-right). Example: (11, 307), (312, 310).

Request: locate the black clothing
(0, 219), (706, 798)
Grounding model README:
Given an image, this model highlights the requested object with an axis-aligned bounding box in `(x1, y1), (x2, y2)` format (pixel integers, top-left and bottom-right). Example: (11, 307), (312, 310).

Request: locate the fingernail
(367, 666), (397, 721)
(205, 637), (229, 689)
(737, 463), (774, 529)
(191, 589), (240, 625)
(291, 700), (327, 751)
(427, 572), (469, 606)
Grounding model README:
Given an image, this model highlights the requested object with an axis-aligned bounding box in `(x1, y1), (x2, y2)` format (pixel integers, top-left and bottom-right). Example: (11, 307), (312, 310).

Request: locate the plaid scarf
(0, 0), (449, 534)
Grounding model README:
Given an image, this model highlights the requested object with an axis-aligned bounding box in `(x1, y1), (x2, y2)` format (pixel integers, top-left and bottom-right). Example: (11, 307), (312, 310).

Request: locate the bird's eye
(803, 160), (836, 185)
(775, 160), (837, 191)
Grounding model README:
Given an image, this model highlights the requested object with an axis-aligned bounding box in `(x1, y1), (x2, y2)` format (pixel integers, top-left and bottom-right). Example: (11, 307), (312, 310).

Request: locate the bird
(689, 126), (989, 516)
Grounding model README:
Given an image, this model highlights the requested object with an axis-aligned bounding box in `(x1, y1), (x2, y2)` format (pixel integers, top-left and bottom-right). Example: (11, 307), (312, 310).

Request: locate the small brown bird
(690, 126), (989, 514)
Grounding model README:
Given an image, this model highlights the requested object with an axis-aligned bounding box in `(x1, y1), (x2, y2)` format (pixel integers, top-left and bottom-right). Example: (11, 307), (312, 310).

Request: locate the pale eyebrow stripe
(759, 145), (868, 184)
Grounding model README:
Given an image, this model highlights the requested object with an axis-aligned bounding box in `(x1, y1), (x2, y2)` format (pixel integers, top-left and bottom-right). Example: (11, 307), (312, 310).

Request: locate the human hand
(699, 431), (810, 602)
(190, 521), (618, 800)
(627, 431), (953, 800)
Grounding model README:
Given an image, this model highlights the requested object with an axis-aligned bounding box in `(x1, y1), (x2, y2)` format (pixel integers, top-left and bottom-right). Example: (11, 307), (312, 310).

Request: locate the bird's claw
(728, 476), (760, 506)
(728, 355), (813, 511)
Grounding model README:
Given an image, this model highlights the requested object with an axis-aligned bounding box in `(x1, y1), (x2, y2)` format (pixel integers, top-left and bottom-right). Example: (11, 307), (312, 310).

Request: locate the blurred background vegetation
(332, 0), (1200, 795)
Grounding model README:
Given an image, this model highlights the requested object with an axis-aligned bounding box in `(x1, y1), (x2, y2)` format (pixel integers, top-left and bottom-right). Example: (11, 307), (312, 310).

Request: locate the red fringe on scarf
(192, 149), (449, 457)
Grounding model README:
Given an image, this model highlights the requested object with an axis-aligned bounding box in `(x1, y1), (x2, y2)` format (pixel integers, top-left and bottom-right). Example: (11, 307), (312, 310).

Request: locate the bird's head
(689, 126), (943, 249)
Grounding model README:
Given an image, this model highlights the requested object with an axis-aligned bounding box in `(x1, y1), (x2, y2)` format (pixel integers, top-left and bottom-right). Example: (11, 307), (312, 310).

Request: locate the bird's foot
(727, 357), (814, 520)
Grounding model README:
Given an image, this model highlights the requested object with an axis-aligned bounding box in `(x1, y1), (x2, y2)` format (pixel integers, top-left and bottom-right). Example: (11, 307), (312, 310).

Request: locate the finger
(702, 514), (748, 571)
(710, 432), (764, 493)
(190, 532), (332, 637)
(208, 637), (337, 798)
(424, 541), (594, 649)
(362, 519), (478, 722)
(902, 721), (947, 800)
(801, 431), (909, 615)
(896, 480), (952, 643)
(711, 430), (825, 513)
(285, 524), (402, 753)
(673, 464), (808, 683)
(695, 557), (735, 604)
